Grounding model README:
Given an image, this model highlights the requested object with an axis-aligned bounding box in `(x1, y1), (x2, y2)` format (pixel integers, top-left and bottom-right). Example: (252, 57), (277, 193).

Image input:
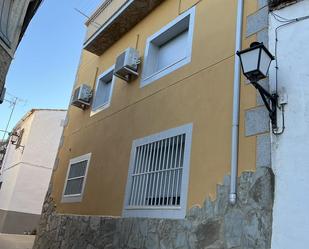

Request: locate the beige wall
(52, 0), (259, 216)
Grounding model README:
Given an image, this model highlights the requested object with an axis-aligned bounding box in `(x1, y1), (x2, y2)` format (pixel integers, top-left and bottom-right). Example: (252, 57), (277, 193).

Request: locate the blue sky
(0, 0), (102, 139)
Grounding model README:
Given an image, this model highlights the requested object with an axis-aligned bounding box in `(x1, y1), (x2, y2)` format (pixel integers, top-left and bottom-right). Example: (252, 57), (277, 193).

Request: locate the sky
(0, 0), (103, 139)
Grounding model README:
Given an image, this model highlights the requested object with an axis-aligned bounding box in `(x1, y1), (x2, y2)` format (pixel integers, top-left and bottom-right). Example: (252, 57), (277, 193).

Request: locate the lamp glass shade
(240, 49), (260, 75)
(260, 49), (273, 77)
(237, 42), (274, 82)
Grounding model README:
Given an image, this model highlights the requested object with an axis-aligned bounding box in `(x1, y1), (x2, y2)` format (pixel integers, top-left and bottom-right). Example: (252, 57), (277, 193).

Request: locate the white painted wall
(269, 2), (309, 249)
(0, 110), (66, 214)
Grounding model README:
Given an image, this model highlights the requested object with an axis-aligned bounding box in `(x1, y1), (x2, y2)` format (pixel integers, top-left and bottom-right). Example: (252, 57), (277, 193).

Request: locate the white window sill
(90, 102), (111, 117)
(140, 56), (191, 88)
(122, 208), (185, 219)
(61, 194), (83, 203)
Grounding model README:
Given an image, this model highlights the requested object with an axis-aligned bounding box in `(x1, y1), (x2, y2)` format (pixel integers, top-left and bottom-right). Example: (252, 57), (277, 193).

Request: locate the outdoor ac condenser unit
(114, 48), (140, 82)
(71, 84), (92, 110)
(0, 87), (6, 104)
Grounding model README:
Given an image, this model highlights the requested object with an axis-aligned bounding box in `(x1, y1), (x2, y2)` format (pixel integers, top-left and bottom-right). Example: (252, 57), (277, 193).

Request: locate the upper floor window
(92, 66), (115, 114)
(141, 7), (195, 87)
(62, 153), (91, 203)
(123, 123), (193, 219)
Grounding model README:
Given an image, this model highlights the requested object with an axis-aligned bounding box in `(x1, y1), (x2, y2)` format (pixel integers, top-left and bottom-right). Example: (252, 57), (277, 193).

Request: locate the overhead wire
(74, 0), (104, 27)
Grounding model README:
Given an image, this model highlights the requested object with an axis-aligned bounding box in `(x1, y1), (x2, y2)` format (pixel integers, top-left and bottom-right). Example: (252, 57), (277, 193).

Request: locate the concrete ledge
(245, 106), (270, 136)
(84, 0), (164, 55)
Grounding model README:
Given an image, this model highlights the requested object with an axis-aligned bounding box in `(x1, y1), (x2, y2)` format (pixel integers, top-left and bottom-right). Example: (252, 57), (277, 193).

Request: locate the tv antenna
(0, 93), (27, 142)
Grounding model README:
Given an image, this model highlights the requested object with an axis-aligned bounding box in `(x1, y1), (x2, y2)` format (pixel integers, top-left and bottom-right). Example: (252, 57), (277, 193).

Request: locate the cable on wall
(270, 11), (309, 135)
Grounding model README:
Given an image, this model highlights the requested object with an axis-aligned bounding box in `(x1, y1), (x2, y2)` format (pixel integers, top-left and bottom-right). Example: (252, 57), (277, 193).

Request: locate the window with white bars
(62, 153), (91, 203)
(123, 124), (193, 219)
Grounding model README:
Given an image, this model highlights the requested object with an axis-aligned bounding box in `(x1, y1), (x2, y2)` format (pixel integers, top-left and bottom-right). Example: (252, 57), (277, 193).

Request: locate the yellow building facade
(51, 0), (264, 218)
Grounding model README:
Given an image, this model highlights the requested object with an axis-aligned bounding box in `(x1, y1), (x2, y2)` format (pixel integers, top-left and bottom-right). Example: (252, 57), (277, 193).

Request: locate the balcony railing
(83, 0), (164, 56)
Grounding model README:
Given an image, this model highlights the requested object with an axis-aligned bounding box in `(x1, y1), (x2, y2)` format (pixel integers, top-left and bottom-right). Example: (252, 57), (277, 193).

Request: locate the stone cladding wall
(33, 167), (274, 249)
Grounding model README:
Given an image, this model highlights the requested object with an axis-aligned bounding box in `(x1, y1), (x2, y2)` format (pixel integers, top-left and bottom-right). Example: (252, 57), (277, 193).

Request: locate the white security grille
(124, 124), (193, 220)
(128, 134), (185, 208)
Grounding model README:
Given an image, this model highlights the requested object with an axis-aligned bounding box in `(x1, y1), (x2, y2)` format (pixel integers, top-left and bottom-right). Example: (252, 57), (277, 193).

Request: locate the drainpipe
(229, 0), (244, 205)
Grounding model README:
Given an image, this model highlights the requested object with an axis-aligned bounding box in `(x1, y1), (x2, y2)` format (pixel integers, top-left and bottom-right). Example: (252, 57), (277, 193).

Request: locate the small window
(123, 123), (193, 219)
(141, 7), (195, 87)
(62, 153), (91, 203)
(15, 129), (24, 149)
(92, 66), (115, 113)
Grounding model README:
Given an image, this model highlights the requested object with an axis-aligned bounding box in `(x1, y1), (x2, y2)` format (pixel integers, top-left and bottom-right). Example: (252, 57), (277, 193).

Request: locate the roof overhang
(83, 0), (164, 56)
(268, 0), (298, 10)
(19, 0), (43, 42)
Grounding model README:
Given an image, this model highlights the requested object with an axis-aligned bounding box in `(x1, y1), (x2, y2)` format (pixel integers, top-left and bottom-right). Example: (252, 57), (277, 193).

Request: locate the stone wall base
(33, 167), (274, 249)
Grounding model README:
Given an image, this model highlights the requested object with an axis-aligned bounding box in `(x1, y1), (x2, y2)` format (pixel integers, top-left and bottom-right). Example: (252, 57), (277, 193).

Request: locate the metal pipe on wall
(229, 0), (244, 205)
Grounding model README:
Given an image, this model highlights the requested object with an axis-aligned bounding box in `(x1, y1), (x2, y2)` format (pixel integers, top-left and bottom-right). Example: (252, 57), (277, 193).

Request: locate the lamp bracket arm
(257, 87), (273, 114)
(252, 82), (272, 99)
(251, 82), (278, 130)
(252, 82), (277, 110)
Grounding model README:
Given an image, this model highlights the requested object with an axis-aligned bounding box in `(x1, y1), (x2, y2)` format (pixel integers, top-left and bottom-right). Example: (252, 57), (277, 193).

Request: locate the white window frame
(91, 66), (115, 116)
(141, 7), (195, 87)
(61, 153), (91, 203)
(123, 123), (193, 219)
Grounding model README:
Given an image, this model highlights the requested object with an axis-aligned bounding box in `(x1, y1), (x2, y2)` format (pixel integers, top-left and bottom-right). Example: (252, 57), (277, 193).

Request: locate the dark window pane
(64, 178), (84, 195)
(68, 160), (87, 178)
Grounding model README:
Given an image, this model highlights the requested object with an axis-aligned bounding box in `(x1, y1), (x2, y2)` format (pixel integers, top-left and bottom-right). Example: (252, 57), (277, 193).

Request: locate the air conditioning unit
(0, 87), (6, 104)
(114, 48), (140, 82)
(71, 84), (92, 110)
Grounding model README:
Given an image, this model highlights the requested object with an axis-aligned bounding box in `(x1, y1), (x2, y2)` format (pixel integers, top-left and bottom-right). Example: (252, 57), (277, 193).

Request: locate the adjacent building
(0, 109), (66, 234)
(268, 1), (309, 248)
(33, 0), (309, 248)
(0, 0), (42, 102)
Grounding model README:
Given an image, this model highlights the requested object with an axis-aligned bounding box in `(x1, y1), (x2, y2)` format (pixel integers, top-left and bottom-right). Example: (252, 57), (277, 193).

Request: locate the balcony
(83, 0), (164, 56)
